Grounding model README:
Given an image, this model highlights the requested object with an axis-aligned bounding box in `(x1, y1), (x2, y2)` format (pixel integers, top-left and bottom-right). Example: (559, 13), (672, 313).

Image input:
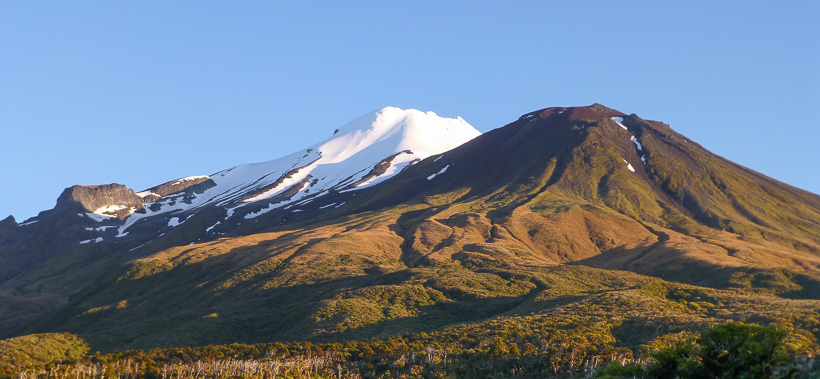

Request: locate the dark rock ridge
(55, 184), (144, 218)
(349, 150), (412, 188)
(241, 158), (321, 202)
(53, 177), (216, 219)
(144, 176), (214, 199)
(268, 175), (313, 204)
(0, 216), (19, 241)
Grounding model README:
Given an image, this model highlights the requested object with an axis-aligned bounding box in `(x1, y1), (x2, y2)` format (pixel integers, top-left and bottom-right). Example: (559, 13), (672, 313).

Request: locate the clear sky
(1, 1), (818, 221)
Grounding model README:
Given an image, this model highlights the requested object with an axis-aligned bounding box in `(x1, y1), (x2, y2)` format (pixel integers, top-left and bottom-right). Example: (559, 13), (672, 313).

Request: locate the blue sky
(1, 2), (818, 221)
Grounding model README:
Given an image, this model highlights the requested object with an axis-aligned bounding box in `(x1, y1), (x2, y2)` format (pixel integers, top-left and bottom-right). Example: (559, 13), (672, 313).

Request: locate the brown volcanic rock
(53, 177), (217, 219)
(241, 158), (321, 202)
(145, 176), (214, 198)
(268, 175), (313, 203)
(349, 150), (412, 188)
(55, 184), (144, 216)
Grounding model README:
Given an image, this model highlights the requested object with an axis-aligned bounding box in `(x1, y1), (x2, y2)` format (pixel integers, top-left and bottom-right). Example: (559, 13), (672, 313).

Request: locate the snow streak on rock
(427, 165), (451, 180)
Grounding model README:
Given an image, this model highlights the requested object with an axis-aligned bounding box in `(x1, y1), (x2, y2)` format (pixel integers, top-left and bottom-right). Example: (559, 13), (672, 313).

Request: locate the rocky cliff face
(0, 216), (20, 248)
(55, 184), (144, 218)
(145, 176), (214, 198)
(52, 178), (217, 220)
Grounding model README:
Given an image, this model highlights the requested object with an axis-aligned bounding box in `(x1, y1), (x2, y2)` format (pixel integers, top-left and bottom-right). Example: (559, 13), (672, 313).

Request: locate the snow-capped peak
(233, 107), (480, 203)
(318, 107), (481, 163)
(323, 107), (478, 163)
(116, 107), (481, 232)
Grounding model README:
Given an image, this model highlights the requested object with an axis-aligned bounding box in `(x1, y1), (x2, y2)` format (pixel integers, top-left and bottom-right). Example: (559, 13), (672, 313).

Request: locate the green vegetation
(4, 262), (820, 377)
(0, 333), (88, 377)
(2, 323), (817, 378)
(597, 323), (813, 378)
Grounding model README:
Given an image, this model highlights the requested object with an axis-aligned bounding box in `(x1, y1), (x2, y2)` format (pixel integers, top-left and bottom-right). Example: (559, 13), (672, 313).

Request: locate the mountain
(348, 104), (820, 283)
(0, 107), (480, 282)
(1, 104), (819, 357)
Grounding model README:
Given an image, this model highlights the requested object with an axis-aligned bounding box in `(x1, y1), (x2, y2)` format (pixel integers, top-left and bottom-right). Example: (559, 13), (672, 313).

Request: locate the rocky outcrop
(241, 159), (321, 202)
(0, 216), (19, 242)
(145, 176), (213, 198)
(55, 184), (144, 215)
(349, 150), (412, 188)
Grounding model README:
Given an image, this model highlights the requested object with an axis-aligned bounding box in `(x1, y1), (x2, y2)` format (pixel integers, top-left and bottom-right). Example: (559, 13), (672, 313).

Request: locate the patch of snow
(319, 203), (337, 209)
(205, 221), (221, 233)
(641, 155), (647, 164)
(631, 136), (643, 151)
(85, 226), (117, 232)
(334, 202), (346, 208)
(622, 158), (636, 172)
(170, 175), (209, 186)
(18, 220), (38, 226)
(427, 165), (451, 180)
(612, 117), (628, 130)
(78, 213), (84, 217)
(86, 212), (111, 223)
(291, 209), (303, 212)
(433, 155), (444, 162)
(79, 237), (104, 244)
(117, 195), (199, 236)
(93, 204), (127, 216)
(129, 240), (153, 252)
(136, 191), (160, 198)
(168, 217), (181, 227)
(298, 198), (316, 205)
(244, 205), (275, 219)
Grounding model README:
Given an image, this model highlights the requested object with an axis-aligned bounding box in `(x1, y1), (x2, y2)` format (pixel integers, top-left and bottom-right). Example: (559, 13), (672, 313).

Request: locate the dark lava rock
(145, 176), (214, 198)
(55, 184), (144, 216)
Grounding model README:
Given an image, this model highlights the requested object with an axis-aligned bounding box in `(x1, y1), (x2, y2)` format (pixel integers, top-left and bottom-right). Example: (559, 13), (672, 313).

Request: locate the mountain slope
(0, 107), (480, 283)
(1, 104), (819, 353)
(339, 104), (820, 276)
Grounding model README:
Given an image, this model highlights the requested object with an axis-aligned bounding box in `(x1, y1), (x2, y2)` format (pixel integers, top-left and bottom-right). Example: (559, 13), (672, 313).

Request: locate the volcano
(1, 104), (819, 355)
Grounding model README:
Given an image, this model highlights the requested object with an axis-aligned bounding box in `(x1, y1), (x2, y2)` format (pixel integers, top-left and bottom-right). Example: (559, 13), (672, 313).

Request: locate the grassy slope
(20, 194), (820, 352)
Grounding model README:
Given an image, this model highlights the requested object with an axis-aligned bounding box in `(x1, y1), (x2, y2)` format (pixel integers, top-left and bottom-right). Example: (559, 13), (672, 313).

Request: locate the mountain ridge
(0, 107), (481, 283)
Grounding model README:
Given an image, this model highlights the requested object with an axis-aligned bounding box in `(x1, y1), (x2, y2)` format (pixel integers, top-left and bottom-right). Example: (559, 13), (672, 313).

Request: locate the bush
(599, 323), (799, 379)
